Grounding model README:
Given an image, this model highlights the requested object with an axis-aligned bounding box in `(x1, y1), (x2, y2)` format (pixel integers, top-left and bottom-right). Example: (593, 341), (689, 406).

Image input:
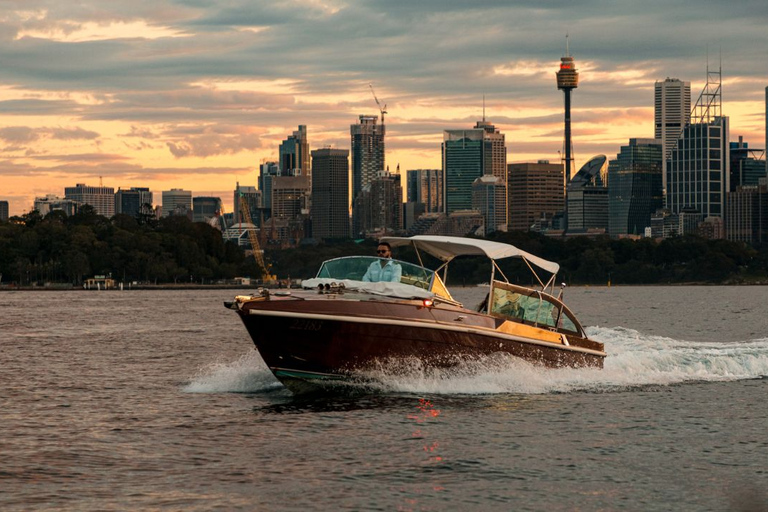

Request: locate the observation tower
(556, 36), (579, 181)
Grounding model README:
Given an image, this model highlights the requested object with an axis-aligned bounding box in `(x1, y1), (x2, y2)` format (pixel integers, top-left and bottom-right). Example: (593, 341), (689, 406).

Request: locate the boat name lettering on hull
(289, 319), (324, 331)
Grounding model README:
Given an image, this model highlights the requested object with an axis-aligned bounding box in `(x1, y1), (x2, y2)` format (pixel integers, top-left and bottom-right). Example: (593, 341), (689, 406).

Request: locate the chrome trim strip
(248, 309), (606, 357)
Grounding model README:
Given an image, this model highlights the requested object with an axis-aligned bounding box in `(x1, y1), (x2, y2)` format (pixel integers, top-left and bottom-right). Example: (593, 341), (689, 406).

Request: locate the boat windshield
(317, 256), (435, 291)
(489, 281), (585, 337)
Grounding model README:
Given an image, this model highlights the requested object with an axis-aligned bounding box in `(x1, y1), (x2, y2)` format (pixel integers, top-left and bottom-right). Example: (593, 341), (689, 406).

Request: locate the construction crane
(369, 83), (387, 124)
(238, 195), (276, 284)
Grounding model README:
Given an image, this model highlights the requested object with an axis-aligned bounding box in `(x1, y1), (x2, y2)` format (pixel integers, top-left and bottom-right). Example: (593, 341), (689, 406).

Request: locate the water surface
(1, 287), (767, 510)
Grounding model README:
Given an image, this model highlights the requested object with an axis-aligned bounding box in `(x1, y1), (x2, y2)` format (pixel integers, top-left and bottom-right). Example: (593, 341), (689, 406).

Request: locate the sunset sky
(1, 0), (766, 216)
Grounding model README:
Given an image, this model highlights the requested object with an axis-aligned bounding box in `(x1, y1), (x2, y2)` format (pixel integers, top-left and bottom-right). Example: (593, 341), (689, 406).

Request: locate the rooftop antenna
(369, 84), (387, 124)
(482, 94), (486, 122)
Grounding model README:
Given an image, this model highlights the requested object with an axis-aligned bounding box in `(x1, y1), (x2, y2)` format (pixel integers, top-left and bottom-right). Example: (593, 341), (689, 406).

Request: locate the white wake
(183, 327), (768, 395)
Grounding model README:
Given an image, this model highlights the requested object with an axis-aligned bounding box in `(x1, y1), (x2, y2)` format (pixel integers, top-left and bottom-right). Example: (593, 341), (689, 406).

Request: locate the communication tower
(556, 35), (579, 181)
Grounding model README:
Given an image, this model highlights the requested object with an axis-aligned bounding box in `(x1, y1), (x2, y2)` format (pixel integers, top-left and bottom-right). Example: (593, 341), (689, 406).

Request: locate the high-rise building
(443, 121), (506, 217)
(64, 183), (115, 217)
(567, 156), (609, 233)
(162, 188), (192, 218)
(271, 175), (310, 243)
(726, 185), (768, 245)
(192, 196), (222, 223)
(765, 86), (767, 177)
(353, 169), (402, 237)
(472, 175), (507, 235)
(258, 161), (280, 211)
(279, 125), (310, 178)
(115, 187), (153, 217)
(655, 78), (691, 193)
(608, 139), (664, 237)
(311, 148), (350, 240)
(666, 68), (729, 219)
(271, 176), (310, 221)
(730, 136), (766, 190)
(0, 200), (9, 221)
(406, 169), (442, 213)
(234, 183), (261, 226)
(508, 161), (565, 231)
(351, 115), (385, 230)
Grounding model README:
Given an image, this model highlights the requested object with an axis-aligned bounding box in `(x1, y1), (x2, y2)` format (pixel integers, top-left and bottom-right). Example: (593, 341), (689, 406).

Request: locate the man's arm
(390, 263), (402, 283)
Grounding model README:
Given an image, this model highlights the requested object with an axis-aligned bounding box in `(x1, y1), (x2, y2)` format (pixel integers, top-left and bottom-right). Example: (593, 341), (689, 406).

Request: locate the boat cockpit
(314, 256), (454, 301)
(488, 280), (587, 338)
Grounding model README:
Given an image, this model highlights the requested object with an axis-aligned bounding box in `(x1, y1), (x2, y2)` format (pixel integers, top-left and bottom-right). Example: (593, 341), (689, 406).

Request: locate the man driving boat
(362, 242), (402, 283)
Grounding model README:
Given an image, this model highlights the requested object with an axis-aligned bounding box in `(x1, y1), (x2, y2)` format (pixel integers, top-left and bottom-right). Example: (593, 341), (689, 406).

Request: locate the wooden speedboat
(226, 235), (605, 392)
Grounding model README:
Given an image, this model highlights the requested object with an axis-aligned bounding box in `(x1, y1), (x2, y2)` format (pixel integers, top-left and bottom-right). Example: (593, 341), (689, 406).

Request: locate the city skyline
(1, 1), (766, 216)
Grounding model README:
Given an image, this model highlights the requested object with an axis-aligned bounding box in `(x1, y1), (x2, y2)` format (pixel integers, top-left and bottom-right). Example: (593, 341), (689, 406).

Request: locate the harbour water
(2, 287), (767, 511)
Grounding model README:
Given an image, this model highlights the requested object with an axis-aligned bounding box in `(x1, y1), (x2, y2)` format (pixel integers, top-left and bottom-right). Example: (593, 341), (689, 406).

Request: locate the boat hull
(235, 294), (605, 391)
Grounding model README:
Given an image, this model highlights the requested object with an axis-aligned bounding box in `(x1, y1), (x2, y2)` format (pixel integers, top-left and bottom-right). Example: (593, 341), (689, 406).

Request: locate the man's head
(376, 242), (392, 258)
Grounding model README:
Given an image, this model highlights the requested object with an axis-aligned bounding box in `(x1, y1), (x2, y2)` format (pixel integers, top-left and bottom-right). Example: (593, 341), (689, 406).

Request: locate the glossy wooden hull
(233, 291), (605, 391)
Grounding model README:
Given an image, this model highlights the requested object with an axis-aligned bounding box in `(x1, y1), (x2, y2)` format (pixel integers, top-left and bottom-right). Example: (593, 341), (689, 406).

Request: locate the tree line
(2, 207), (766, 286)
(0, 206), (257, 286)
(268, 231), (768, 285)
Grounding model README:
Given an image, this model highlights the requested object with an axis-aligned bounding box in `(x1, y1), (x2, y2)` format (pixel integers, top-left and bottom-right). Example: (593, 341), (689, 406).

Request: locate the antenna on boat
(558, 282), (566, 299)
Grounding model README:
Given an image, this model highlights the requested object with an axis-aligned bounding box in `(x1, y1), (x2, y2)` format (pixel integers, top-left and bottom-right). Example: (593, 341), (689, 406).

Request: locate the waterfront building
(351, 115), (385, 230)
(258, 161), (280, 211)
(566, 156), (608, 233)
(115, 187), (152, 217)
(507, 161), (564, 231)
(279, 125), (310, 177)
(406, 169), (443, 213)
(655, 78), (691, 192)
(161, 188), (192, 218)
(729, 136), (765, 190)
(192, 196), (222, 224)
(666, 69), (729, 220)
(607, 139), (663, 237)
(64, 183), (115, 217)
(311, 148), (350, 240)
(0, 200), (9, 221)
(726, 185), (768, 245)
(443, 120), (506, 218)
(472, 175), (507, 235)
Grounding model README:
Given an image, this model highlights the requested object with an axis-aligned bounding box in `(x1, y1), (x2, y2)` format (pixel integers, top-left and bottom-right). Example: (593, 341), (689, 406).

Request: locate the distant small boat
(226, 235), (605, 392)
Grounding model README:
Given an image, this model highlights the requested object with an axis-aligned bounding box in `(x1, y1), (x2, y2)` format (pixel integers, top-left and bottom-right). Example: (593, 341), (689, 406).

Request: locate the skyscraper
(607, 139), (663, 237)
(730, 136), (765, 190)
(351, 115), (385, 230)
(507, 161), (564, 231)
(234, 183), (261, 226)
(406, 169), (442, 213)
(279, 125), (310, 178)
(472, 175), (507, 235)
(115, 187), (153, 217)
(765, 86), (767, 177)
(0, 200), (8, 222)
(566, 156), (609, 233)
(161, 188), (192, 218)
(258, 161), (280, 211)
(311, 148), (350, 240)
(666, 68), (729, 219)
(65, 183), (115, 217)
(655, 78), (691, 192)
(443, 120), (506, 217)
(192, 197), (222, 223)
